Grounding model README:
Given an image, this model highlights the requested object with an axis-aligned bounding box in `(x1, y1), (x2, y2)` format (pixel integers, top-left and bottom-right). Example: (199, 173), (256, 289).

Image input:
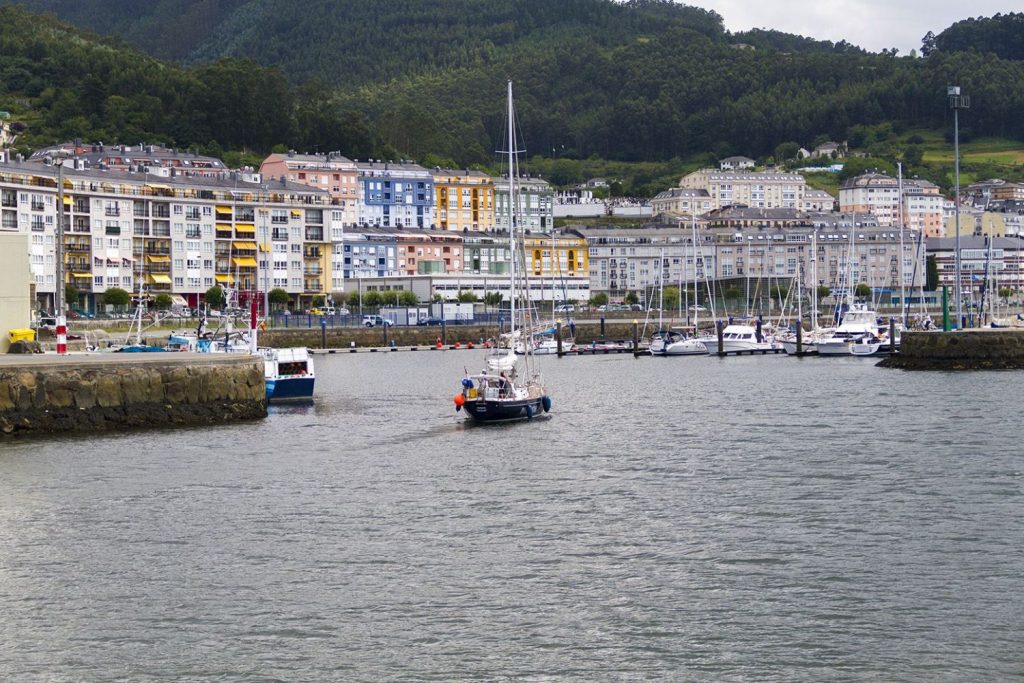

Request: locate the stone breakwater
(260, 323), (643, 349)
(879, 329), (1024, 370)
(0, 354), (266, 436)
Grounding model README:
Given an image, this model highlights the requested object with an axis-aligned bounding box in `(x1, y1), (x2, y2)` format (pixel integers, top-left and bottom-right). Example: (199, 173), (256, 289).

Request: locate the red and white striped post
(249, 298), (258, 354)
(56, 315), (68, 355)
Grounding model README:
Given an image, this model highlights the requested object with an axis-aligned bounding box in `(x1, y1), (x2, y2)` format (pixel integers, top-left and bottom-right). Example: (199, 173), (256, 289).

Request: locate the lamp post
(949, 85), (970, 328)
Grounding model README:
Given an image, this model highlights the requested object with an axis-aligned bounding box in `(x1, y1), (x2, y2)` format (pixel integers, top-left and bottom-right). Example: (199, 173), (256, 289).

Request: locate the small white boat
(712, 324), (782, 354)
(650, 330), (707, 356)
(816, 305), (882, 356)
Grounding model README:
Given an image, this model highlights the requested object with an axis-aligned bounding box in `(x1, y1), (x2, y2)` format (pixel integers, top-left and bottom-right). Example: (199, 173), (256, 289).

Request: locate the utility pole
(949, 85), (970, 329)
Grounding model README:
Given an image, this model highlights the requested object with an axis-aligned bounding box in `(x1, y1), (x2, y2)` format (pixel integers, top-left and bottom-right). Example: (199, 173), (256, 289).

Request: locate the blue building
(356, 161), (435, 229)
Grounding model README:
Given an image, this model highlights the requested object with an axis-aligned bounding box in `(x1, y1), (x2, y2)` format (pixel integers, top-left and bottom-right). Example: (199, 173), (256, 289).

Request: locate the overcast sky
(683, 0), (1019, 54)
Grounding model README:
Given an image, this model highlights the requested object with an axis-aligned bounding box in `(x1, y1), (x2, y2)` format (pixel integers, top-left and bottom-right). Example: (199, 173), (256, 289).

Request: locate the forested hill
(1, 1), (1023, 169)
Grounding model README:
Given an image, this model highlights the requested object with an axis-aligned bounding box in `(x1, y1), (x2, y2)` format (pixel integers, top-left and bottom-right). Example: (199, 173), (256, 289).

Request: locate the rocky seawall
(878, 330), (1024, 370)
(0, 355), (266, 436)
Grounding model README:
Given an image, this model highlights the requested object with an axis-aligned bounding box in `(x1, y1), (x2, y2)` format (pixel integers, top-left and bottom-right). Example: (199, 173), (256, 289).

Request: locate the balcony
(303, 268), (323, 277)
(31, 201), (45, 211)
(305, 228), (324, 241)
(185, 210), (201, 221)
(152, 225), (171, 238)
(73, 201), (89, 213)
(153, 206), (171, 218)
(185, 228), (201, 239)
(271, 216), (288, 224)
(2, 197), (17, 208)
(304, 247), (321, 258)
(1, 219), (16, 230)
(104, 207), (121, 217)
(66, 242), (90, 253)
(272, 229), (288, 241)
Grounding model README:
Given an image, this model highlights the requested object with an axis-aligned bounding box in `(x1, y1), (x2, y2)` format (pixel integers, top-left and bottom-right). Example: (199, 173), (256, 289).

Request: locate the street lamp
(949, 85), (970, 328)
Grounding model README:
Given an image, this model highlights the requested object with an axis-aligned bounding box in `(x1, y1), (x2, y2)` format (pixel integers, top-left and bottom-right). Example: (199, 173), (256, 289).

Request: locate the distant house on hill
(812, 141), (845, 159)
(719, 156), (755, 170)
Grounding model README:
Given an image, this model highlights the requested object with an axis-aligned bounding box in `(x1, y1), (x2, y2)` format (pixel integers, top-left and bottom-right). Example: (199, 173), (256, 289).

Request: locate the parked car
(417, 316), (444, 326)
(554, 304), (575, 313)
(362, 315), (393, 328)
(34, 316), (57, 332)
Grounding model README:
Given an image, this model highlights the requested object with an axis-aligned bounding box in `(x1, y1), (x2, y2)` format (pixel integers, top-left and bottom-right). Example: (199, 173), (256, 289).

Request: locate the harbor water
(1, 352), (1021, 680)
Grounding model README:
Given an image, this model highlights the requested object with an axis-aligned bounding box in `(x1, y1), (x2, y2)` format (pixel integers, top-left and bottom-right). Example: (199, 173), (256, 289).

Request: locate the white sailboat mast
(897, 162), (907, 325)
(507, 80), (516, 341)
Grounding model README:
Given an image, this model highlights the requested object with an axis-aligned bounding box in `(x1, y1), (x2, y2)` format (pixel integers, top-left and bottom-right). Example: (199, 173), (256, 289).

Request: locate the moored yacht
(816, 304), (881, 356)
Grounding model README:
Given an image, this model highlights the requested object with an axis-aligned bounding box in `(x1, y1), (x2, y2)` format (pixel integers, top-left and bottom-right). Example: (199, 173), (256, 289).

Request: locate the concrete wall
(259, 322), (646, 349)
(0, 354), (266, 436)
(0, 233), (31, 353)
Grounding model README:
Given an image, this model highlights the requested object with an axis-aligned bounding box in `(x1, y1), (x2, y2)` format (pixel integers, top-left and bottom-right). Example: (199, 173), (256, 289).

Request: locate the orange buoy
(467, 341), (474, 349)
(454, 342), (461, 349)
(453, 393), (465, 411)
(436, 337), (443, 349)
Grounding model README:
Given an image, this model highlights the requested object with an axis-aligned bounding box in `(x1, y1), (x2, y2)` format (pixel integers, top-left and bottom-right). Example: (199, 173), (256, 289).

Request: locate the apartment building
(650, 187), (713, 218)
(355, 161), (435, 231)
(31, 142), (227, 177)
(573, 211), (923, 305)
(678, 168), (808, 211)
(260, 151), (359, 228)
(839, 172), (945, 237)
(0, 160), (333, 313)
(493, 175), (553, 233)
(927, 236), (1024, 294)
(394, 229), (465, 276)
(431, 168), (495, 232)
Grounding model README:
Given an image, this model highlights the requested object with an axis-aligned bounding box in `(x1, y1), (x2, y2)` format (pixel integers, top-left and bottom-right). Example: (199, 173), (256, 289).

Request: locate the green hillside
(1, 1), (1023, 195)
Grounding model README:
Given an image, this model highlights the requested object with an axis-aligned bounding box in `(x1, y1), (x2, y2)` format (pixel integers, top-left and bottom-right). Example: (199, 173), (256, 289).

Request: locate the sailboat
(455, 81), (551, 422)
(649, 247), (706, 356)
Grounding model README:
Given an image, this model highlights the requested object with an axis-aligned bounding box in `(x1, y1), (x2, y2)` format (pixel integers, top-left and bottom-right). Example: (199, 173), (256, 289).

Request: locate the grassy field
(917, 134), (1024, 166)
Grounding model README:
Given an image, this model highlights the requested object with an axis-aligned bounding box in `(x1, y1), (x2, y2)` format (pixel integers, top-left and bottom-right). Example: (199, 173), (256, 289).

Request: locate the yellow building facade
(431, 169), (494, 232)
(523, 232), (589, 279)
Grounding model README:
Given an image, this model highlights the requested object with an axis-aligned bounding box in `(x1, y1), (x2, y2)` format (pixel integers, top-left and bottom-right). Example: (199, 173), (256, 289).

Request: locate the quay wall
(879, 330), (1024, 370)
(0, 355), (266, 436)
(257, 323), (645, 349)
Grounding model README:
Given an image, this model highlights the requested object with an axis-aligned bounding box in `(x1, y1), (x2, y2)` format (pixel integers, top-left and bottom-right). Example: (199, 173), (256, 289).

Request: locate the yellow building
(0, 232), (31, 352)
(431, 169), (494, 232)
(522, 231), (589, 280)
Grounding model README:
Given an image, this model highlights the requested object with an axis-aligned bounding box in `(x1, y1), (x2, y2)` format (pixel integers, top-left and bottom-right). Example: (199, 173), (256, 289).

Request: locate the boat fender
(453, 394), (465, 411)
(525, 404), (534, 420)
(541, 395), (552, 413)
(461, 378), (474, 389)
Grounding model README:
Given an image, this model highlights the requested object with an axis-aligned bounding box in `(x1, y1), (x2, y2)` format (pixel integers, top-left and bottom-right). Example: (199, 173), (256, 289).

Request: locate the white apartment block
(0, 161), (333, 313)
(493, 175), (554, 233)
(678, 169), (808, 211)
(839, 172), (945, 237)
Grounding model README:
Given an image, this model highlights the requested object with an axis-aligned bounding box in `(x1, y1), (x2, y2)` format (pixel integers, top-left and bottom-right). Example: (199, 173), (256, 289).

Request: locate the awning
(72, 272), (91, 278)
(232, 241), (257, 250)
(146, 254), (170, 263)
(148, 274), (172, 284)
(146, 183), (170, 190)
(171, 295), (187, 306)
(232, 257), (258, 267)
(62, 195), (71, 205)
(290, 210), (302, 218)
(234, 223), (255, 233)
(215, 274), (234, 283)
(216, 205), (233, 214)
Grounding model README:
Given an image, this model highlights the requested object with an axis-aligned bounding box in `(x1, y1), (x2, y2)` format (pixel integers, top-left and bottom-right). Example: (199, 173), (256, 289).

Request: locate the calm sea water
(1, 352), (1022, 681)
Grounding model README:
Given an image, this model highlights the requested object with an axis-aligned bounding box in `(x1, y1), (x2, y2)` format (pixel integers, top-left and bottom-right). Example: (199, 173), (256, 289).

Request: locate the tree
(268, 288), (290, 310)
(362, 291), (381, 307)
(903, 145), (924, 167)
(816, 285), (831, 301)
(154, 293), (172, 310)
(457, 290), (478, 303)
(770, 285), (789, 300)
(65, 283), (79, 307)
(205, 286), (225, 309)
(921, 30), (937, 57)
(380, 290), (399, 306)
(483, 291), (503, 308)
(774, 142), (801, 163)
(623, 291), (638, 305)
(662, 286), (680, 311)
(926, 255), (939, 291)
(724, 286), (742, 305)
(311, 295), (325, 308)
(854, 283), (872, 299)
(998, 287), (1014, 303)
(590, 292), (609, 307)
(398, 291), (419, 306)
(103, 287), (131, 311)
